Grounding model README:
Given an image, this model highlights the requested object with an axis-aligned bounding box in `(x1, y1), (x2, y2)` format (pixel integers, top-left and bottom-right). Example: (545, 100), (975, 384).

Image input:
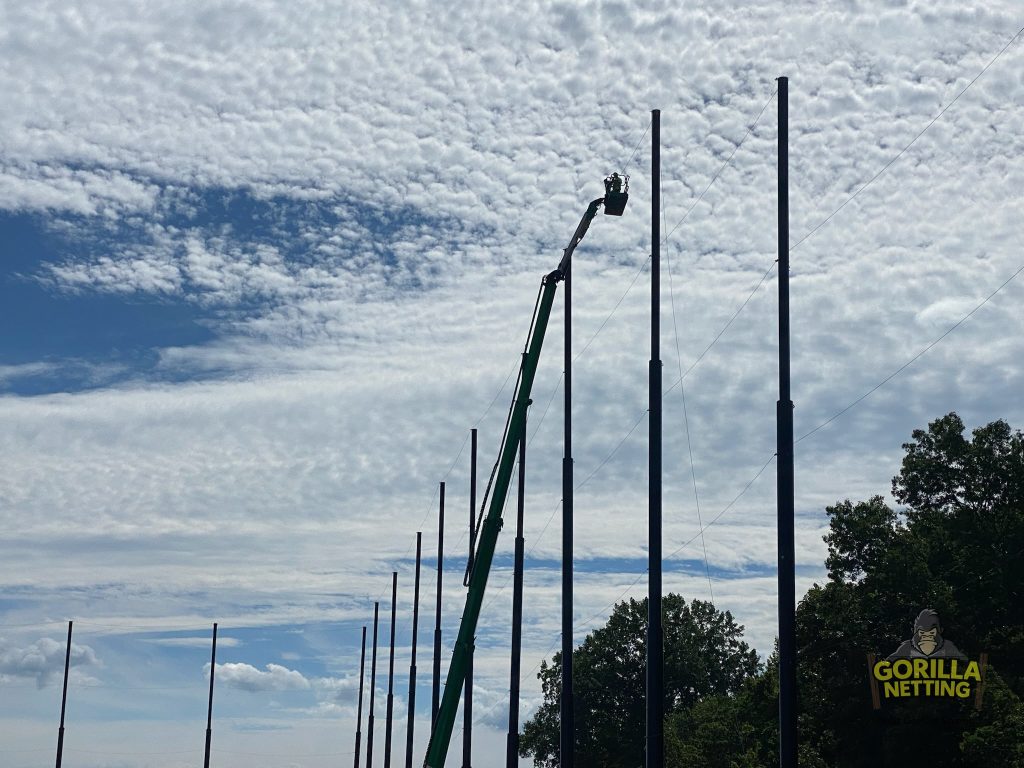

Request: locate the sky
(1, 0), (1023, 766)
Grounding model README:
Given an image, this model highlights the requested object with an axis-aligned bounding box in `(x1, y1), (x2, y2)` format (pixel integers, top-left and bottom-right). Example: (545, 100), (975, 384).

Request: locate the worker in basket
(605, 172), (624, 195)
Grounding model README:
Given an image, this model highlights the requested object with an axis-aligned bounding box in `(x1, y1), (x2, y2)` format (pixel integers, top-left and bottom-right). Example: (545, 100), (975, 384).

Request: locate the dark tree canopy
(665, 649), (781, 768)
(519, 594), (759, 768)
(798, 413), (1024, 766)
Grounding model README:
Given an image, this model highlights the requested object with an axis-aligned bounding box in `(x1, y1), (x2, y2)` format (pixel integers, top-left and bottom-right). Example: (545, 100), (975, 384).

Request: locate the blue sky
(2, 209), (216, 393)
(2, 1), (1024, 766)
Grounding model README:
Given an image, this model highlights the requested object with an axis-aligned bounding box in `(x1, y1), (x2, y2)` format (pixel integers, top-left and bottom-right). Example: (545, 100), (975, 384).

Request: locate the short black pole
(55, 620), (72, 768)
(355, 625), (368, 768)
(406, 533), (423, 768)
(507, 414), (527, 768)
(204, 622), (218, 768)
(561, 201), (575, 768)
(385, 573), (398, 768)
(432, 483), (445, 726)
(368, 602), (380, 768)
(463, 429), (477, 768)
(776, 75), (797, 768)
(646, 107), (664, 768)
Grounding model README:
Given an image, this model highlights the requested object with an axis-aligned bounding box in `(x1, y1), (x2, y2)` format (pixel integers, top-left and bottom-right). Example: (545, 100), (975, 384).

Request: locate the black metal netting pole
(385, 573), (398, 768)
(55, 620), (72, 768)
(355, 625), (367, 768)
(432, 483), (444, 726)
(405, 534), (422, 768)
(646, 108), (664, 768)
(507, 416), (527, 768)
(464, 430), (477, 768)
(368, 602), (380, 768)
(776, 75), (797, 768)
(203, 623), (217, 768)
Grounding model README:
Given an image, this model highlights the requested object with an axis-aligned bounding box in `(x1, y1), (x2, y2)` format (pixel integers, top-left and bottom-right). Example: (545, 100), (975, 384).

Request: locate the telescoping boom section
(423, 185), (620, 768)
(422, 270), (557, 768)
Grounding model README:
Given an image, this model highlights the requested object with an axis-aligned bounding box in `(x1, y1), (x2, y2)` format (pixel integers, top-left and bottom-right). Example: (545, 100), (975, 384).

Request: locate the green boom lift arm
(423, 193), (611, 768)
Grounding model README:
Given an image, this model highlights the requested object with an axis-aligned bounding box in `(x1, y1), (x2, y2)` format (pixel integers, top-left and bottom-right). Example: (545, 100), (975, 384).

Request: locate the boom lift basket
(603, 172), (629, 216)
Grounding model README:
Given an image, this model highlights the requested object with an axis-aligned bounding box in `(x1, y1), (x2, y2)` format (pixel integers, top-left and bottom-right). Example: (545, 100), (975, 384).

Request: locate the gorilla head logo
(888, 609), (966, 660)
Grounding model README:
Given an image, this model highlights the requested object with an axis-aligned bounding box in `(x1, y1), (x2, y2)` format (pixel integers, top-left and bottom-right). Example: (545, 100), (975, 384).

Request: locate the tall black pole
(463, 429), (477, 768)
(368, 602), (380, 768)
(55, 620), (72, 768)
(646, 108), (664, 768)
(406, 533), (423, 768)
(385, 572), (398, 768)
(432, 483), (445, 726)
(776, 75), (797, 768)
(507, 413), (527, 768)
(561, 196), (575, 768)
(204, 622), (217, 768)
(355, 626), (368, 768)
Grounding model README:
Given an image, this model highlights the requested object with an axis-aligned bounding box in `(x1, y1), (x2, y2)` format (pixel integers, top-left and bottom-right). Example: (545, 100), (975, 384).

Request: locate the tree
(519, 594), (759, 768)
(796, 413), (1024, 766)
(893, 413), (1024, 690)
(666, 650), (780, 768)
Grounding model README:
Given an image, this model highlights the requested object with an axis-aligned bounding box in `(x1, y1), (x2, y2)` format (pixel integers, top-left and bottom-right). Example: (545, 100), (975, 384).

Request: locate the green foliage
(519, 594), (759, 768)
(894, 413), (1024, 684)
(959, 669), (1024, 766)
(666, 652), (780, 768)
(797, 412), (1024, 766)
(823, 496), (899, 582)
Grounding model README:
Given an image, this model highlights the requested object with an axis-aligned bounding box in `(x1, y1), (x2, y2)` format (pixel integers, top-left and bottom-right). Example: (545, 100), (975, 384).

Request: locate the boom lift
(423, 174), (628, 768)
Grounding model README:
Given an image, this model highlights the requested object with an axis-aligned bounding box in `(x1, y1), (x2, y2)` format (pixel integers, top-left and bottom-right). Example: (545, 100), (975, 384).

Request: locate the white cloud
(0, 637), (100, 688)
(207, 661), (311, 692)
(313, 673), (360, 700)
